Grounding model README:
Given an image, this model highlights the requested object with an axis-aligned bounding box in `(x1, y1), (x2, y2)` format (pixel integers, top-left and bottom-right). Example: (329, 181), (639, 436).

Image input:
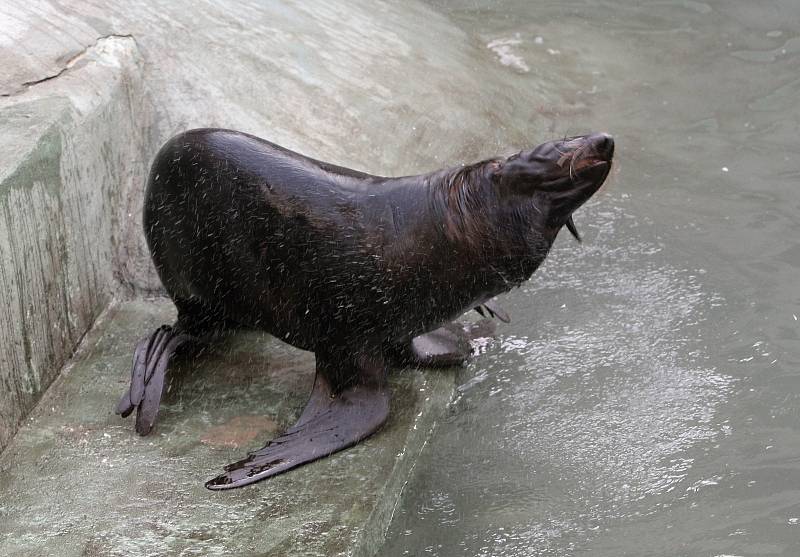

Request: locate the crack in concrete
(1, 34), (135, 97)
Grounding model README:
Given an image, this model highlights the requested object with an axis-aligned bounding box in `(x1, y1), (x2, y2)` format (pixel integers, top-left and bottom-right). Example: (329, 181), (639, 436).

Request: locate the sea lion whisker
(568, 142), (593, 181)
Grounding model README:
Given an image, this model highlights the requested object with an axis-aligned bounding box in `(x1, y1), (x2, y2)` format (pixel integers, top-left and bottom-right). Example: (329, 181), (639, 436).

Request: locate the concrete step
(0, 299), (456, 556)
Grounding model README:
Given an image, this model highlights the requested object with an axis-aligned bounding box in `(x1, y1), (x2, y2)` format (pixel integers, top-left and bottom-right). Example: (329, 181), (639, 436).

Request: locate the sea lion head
(492, 132), (614, 242)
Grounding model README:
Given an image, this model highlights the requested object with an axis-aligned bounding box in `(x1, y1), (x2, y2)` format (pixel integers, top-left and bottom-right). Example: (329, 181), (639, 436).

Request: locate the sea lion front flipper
(397, 320), (497, 368)
(474, 299), (511, 323)
(205, 354), (389, 490)
(115, 325), (194, 435)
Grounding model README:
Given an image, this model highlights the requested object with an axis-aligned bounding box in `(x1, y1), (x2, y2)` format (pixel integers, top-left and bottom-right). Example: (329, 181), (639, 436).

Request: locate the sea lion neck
(422, 160), (501, 249)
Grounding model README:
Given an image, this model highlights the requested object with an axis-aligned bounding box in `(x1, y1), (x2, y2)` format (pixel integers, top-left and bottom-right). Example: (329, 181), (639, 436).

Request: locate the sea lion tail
(205, 355), (389, 490)
(115, 325), (194, 435)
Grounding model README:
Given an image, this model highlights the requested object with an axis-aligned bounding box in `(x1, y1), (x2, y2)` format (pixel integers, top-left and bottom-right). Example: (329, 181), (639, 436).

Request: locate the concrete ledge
(0, 299), (455, 556)
(0, 36), (154, 451)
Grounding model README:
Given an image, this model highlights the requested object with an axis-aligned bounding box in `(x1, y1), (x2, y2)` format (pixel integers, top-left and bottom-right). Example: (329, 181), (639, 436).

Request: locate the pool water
(383, 1), (800, 555)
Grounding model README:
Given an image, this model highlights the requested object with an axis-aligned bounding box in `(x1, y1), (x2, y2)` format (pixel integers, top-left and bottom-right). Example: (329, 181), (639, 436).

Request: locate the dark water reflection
(384, 1), (800, 555)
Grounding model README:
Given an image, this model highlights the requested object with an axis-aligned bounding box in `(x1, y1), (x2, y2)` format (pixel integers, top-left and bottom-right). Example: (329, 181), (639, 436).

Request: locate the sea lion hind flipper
(205, 362), (390, 490)
(116, 333), (152, 417)
(115, 325), (194, 435)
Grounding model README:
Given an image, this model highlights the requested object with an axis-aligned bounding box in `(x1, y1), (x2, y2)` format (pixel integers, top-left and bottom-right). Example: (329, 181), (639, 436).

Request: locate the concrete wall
(0, 36), (154, 449)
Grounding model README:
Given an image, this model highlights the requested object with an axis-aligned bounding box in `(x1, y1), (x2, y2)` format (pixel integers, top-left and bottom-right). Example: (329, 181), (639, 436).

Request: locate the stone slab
(0, 299), (456, 556)
(0, 36), (152, 451)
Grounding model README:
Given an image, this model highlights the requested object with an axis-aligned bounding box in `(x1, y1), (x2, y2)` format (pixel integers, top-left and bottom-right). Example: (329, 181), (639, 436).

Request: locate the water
(383, 1), (800, 555)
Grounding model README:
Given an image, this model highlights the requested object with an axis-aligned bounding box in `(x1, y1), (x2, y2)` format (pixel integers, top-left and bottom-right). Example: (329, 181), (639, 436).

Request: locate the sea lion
(116, 129), (614, 490)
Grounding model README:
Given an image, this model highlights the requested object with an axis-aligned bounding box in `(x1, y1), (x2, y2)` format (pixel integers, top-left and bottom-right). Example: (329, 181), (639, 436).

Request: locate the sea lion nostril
(592, 133), (614, 158)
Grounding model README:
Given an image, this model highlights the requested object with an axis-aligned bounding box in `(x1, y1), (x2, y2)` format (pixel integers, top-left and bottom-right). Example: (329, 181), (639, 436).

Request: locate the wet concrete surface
(0, 299), (456, 556)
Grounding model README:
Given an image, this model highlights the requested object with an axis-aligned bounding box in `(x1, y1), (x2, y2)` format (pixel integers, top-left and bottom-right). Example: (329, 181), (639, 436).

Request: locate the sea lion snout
(582, 132), (614, 164)
(586, 132), (614, 155)
(493, 132), (614, 194)
(576, 132), (614, 171)
(552, 132), (614, 176)
(491, 133), (614, 242)
(543, 133), (614, 240)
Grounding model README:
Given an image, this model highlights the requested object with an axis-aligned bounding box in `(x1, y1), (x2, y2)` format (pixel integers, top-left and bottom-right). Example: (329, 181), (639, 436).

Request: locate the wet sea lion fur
(116, 129), (614, 489)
